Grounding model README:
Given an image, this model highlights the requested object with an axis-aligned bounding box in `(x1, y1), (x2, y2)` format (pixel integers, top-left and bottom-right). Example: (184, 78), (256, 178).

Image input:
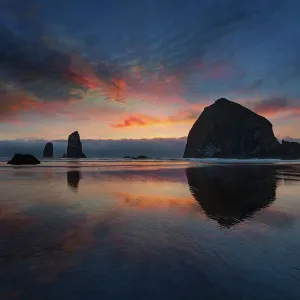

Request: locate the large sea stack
(66, 131), (86, 158)
(43, 142), (53, 158)
(184, 98), (281, 158)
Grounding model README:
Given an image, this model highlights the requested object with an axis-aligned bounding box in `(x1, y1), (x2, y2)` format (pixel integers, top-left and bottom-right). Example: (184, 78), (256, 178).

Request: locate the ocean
(0, 159), (300, 299)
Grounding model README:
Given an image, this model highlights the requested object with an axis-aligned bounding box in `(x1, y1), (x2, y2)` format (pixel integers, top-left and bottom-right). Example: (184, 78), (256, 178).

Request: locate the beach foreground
(0, 160), (300, 300)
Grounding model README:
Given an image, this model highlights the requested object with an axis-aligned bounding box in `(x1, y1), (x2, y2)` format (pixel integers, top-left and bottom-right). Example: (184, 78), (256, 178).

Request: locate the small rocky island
(43, 142), (53, 158)
(7, 154), (40, 165)
(66, 131), (86, 158)
(124, 155), (150, 159)
(184, 98), (300, 159)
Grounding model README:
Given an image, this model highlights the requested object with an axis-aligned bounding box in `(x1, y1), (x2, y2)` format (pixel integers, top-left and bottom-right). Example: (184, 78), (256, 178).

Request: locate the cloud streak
(1, 0), (300, 139)
(252, 96), (300, 117)
(112, 107), (203, 128)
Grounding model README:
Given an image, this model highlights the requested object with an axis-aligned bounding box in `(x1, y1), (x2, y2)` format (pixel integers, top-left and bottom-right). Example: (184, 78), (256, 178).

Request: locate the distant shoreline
(1, 157), (300, 164)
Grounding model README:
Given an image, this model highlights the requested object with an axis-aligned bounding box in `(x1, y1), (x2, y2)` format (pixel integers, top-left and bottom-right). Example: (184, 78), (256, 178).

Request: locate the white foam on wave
(1, 156), (300, 166)
(178, 158), (300, 164)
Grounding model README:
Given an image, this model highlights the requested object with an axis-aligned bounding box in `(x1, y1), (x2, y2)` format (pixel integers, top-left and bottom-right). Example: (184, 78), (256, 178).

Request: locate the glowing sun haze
(1, 0), (300, 141)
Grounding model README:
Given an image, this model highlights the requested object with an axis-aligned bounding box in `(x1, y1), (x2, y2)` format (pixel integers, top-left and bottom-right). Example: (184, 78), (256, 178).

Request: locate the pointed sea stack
(183, 98), (281, 158)
(43, 142), (53, 158)
(66, 131), (86, 158)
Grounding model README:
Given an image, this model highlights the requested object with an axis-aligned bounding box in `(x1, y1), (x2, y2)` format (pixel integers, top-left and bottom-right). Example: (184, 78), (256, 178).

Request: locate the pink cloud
(111, 104), (206, 128)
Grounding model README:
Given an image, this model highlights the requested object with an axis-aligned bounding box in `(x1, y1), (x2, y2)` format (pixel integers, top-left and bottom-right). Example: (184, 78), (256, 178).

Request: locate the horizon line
(0, 136), (300, 142)
(0, 136), (189, 142)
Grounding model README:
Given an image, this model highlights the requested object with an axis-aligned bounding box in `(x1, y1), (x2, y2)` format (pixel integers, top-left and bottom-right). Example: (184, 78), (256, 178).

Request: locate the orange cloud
(66, 53), (128, 102)
(0, 88), (79, 122)
(1, 46), (244, 130)
(0, 85), (41, 121)
(1, 51), (205, 126)
(257, 106), (300, 118)
(0, 79), (123, 124)
(66, 54), (189, 105)
(111, 105), (205, 128)
(112, 115), (160, 128)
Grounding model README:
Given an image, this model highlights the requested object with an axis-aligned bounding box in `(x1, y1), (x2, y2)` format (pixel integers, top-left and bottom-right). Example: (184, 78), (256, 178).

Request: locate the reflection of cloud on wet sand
(0, 202), (34, 235)
(115, 191), (203, 217)
(1, 163), (300, 296)
(0, 193), (101, 287)
(0, 202), (126, 287)
(76, 168), (206, 218)
(0, 166), (199, 291)
(84, 167), (189, 183)
(28, 215), (97, 283)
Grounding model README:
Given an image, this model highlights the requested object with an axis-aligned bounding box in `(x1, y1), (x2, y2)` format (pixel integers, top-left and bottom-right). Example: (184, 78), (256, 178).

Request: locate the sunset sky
(1, 0), (300, 142)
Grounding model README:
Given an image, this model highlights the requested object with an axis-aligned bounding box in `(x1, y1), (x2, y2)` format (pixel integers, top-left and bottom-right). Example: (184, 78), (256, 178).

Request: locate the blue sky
(1, 0), (300, 141)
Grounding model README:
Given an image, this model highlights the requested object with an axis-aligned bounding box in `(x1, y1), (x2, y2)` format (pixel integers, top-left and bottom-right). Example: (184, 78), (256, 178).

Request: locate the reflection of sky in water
(0, 163), (300, 299)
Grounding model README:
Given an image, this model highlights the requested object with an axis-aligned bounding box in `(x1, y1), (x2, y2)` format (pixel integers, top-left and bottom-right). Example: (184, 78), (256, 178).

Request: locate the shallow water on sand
(0, 161), (300, 300)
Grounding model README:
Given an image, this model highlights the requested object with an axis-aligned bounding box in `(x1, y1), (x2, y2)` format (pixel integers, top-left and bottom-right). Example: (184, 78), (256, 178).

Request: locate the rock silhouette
(66, 131), (86, 158)
(136, 155), (149, 159)
(43, 142), (53, 158)
(281, 140), (300, 159)
(7, 154), (40, 165)
(186, 165), (278, 227)
(184, 98), (281, 158)
(123, 155), (150, 159)
(67, 170), (81, 191)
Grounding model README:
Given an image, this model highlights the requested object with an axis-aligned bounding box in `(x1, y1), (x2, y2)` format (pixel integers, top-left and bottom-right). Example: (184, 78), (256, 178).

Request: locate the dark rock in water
(124, 155), (149, 159)
(43, 142), (53, 158)
(184, 98), (280, 158)
(66, 131), (86, 158)
(136, 155), (149, 159)
(62, 153), (67, 158)
(280, 140), (300, 159)
(7, 154), (40, 165)
(186, 165), (278, 227)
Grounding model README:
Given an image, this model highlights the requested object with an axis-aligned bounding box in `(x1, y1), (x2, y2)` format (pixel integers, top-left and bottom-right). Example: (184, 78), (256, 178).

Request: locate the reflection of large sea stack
(186, 165), (278, 227)
(67, 171), (81, 191)
(66, 131), (86, 158)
